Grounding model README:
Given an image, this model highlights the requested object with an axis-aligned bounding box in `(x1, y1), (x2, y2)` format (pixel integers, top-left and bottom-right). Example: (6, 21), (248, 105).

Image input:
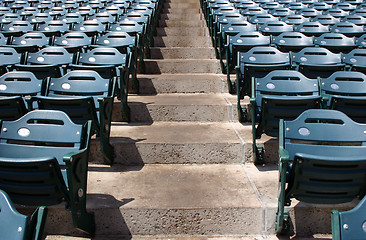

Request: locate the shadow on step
(137, 77), (158, 95)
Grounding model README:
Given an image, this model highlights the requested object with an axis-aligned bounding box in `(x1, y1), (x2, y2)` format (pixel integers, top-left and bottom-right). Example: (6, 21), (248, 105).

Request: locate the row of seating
(203, 0), (366, 238)
(0, 0), (163, 238)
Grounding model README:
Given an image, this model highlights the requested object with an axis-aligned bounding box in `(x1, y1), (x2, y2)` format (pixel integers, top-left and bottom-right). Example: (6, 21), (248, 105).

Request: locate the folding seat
(320, 71), (366, 123)
(248, 14), (278, 25)
(14, 46), (73, 79)
(70, 47), (132, 96)
(1, 21), (34, 38)
(218, 21), (257, 68)
(312, 14), (340, 26)
(19, 7), (40, 19)
(282, 14), (309, 26)
(48, 6), (67, 18)
(59, 12), (83, 29)
(335, 2), (357, 12)
(277, 0), (296, 4)
(293, 47), (344, 79)
(272, 32), (314, 52)
(0, 7), (11, 16)
(314, 33), (357, 53)
(26, 13), (53, 28)
(236, 46), (291, 120)
(88, 0), (106, 13)
(105, 5), (125, 21)
(0, 13), (22, 24)
(53, 31), (92, 53)
(276, 109), (366, 234)
(88, 11), (116, 29)
(332, 195), (366, 240)
(300, 0), (318, 5)
(37, 20), (69, 39)
(234, 2), (259, 12)
(111, 0), (130, 15)
(36, 0), (53, 12)
(32, 70), (119, 164)
(258, 20), (293, 36)
(324, 8), (349, 19)
(72, 20), (106, 38)
(0, 47), (22, 74)
(0, 189), (47, 240)
(294, 21), (330, 37)
(343, 48), (366, 73)
(341, 14), (366, 26)
(309, 2), (332, 11)
(225, 31), (270, 92)
(7, 32), (50, 53)
(250, 70), (321, 163)
(261, 2), (282, 11)
(322, 0), (340, 5)
(0, 32), (8, 46)
(0, 71), (43, 120)
(61, 0), (79, 12)
(330, 22), (364, 37)
(296, 8), (322, 19)
(74, 5), (96, 20)
(268, 7), (295, 18)
(351, 9), (366, 18)
(92, 31), (138, 91)
(240, 6), (267, 17)
(356, 34), (366, 48)
(9, 1), (29, 13)
(0, 109), (95, 235)
(343, 0), (363, 5)
(285, 2), (307, 11)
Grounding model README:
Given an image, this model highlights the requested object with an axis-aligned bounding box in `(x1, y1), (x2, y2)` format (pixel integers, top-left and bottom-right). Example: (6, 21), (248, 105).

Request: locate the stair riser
(89, 141), (245, 165)
(156, 27), (208, 36)
(150, 47), (215, 59)
(153, 37), (212, 47)
(136, 75), (225, 94)
(163, 3), (201, 8)
(161, 8), (201, 14)
(160, 13), (202, 20)
(42, 208), (263, 236)
(144, 60), (221, 74)
(159, 20), (206, 27)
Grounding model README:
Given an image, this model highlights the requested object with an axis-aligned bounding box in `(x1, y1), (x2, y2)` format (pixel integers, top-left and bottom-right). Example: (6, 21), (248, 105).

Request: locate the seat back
(321, 71), (366, 123)
(294, 21), (330, 36)
(343, 48), (366, 72)
(53, 32), (92, 52)
(282, 14), (309, 25)
(94, 31), (135, 53)
(37, 20), (69, 36)
(0, 71), (42, 96)
(324, 8), (348, 18)
(269, 8), (295, 17)
(282, 109), (366, 204)
(0, 47), (21, 70)
(1, 21), (33, 36)
(0, 110), (90, 205)
(342, 14), (366, 26)
(10, 32), (49, 52)
(254, 70), (320, 137)
(330, 22), (364, 37)
(0, 96), (28, 121)
(0, 189), (28, 240)
(72, 20), (106, 36)
(273, 32), (314, 52)
(314, 33), (356, 53)
(259, 20), (293, 36)
(248, 13), (278, 25)
(332, 195), (366, 240)
(312, 14), (339, 26)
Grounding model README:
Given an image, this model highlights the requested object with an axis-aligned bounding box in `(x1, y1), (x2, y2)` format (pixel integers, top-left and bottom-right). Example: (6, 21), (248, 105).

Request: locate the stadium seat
(282, 14), (309, 26)
(356, 34), (366, 48)
(331, 195), (366, 240)
(269, 7), (295, 18)
(53, 32), (92, 53)
(0, 47), (22, 74)
(314, 33), (357, 53)
(320, 71), (366, 123)
(324, 8), (349, 19)
(330, 22), (364, 37)
(236, 46), (291, 121)
(72, 19), (106, 37)
(14, 46), (74, 79)
(292, 47), (344, 79)
(276, 109), (366, 234)
(343, 48), (366, 73)
(7, 32), (50, 53)
(341, 14), (366, 26)
(250, 70), (321, 163)
(0, 109), (95, 235)
(32, 70), (119, 164)
(0, 189), (47, 240)
(1, 20), (34, 38)
(37, 20), (70, 39)
(258, 20), (293, 36)
(272, 32), (314, 52)
(294, 21), (330, 37)
(225, 31), (271, 93)
(248, 13), (278, 25)
(312, 14), (339, 26)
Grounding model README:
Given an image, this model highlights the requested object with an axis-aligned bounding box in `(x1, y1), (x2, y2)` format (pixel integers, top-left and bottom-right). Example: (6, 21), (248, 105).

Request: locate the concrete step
(150, 47), (215, 59)
(39, 163), (349, 238)
(160, 13), (202, 20)
(136, 74), (227, 94)
(163, 2), (201, 8)
(158, 19), (206, 27)
(125, 93), (237, 123)
(42, 164), (262, 236)
(156, 27), (209, 37)
(89, 121), (248, 165)
(153, 36), (212, 47)
(144, 59), (221, 74)
(161, 8), (201, 14)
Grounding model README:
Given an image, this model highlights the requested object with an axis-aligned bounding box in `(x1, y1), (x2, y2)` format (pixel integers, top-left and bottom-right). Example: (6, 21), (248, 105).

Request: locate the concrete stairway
(43, 0), (347, 239)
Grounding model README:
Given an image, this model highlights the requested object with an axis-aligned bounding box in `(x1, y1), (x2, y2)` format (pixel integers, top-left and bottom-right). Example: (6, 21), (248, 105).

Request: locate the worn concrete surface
(150, 47), (216, 59)
(144, 59), (221, 74)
